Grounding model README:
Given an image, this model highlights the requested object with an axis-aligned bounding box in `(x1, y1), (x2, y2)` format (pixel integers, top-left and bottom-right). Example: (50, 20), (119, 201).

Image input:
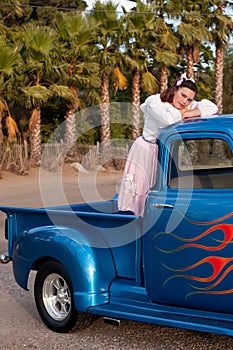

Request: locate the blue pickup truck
(1, 115), (233, 336)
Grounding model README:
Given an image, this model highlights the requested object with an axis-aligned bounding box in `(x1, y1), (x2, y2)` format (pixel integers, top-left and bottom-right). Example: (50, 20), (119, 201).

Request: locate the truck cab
(143, 116), (233, 314)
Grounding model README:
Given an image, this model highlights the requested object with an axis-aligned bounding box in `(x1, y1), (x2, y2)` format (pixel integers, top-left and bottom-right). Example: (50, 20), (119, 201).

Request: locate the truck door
(143, 133), (233, 314)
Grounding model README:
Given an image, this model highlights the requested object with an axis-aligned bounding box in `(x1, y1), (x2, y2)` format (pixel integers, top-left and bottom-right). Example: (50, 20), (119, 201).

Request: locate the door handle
(153, 203), (174, 209)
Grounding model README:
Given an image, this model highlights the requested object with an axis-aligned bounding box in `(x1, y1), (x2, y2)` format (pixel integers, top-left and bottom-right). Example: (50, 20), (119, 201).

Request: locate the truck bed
(0, 197), (137, 227)
(0, 198), (142, 281)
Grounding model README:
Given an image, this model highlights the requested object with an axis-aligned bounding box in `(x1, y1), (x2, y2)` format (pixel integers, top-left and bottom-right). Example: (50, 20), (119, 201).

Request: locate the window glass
(168, 139), (233, 189)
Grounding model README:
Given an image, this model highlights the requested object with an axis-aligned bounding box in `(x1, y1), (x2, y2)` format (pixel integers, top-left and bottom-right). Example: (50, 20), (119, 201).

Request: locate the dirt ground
(1, 165), (233, 349)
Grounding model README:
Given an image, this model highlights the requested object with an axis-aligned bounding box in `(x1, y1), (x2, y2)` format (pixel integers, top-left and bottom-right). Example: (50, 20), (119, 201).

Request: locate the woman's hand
(179, 108), (188, 116)
(182, 108), (201, 120)
(179, 108), (189, 120)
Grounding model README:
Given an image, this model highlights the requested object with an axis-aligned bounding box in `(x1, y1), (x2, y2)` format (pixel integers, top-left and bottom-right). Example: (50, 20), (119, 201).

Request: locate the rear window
(168, 138), (233, 189)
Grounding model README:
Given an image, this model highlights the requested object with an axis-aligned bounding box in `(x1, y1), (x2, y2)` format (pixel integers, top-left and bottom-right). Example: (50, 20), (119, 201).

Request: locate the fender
(12, 224), (116, 311)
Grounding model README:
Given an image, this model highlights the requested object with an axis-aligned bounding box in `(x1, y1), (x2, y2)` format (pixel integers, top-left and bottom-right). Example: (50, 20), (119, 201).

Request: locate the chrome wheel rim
(42, 273), (71, 321)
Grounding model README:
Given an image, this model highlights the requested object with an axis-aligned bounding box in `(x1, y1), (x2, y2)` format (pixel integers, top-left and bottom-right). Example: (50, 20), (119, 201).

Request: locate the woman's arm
(140, 94), (182, 126)
(182, 108), (201, 119)
(188, 99), (218, 117)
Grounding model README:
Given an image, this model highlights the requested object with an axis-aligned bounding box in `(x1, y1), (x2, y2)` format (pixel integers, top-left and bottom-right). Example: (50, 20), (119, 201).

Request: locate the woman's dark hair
(160, 77), (198, 103)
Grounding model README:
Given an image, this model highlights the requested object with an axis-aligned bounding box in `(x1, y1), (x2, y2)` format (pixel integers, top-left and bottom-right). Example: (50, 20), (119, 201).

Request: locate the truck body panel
(89, 278), (233, 336)
(1, 202), (141, 309)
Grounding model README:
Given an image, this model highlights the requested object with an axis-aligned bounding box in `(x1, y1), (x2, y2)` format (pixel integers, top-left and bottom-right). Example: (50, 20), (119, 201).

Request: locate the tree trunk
(29, 105), (41, 167)
(100, 70), (112, 166)
(186, 46), (194, 79)
(212, 47), (225, 160)
(64, 104), (77, 159)
(100, 70), (110, 143)
(214, 46), (223, 114)
(160, 67), (168, 92)
(185, 46), (198, 161)
(0, 109), (4, 144)
(131, 68), (141, 140)
(0, 109), (4, 178)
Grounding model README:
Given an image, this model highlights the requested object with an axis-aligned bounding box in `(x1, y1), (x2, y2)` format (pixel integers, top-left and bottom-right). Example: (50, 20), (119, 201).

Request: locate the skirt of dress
(117, 136), (158, 216)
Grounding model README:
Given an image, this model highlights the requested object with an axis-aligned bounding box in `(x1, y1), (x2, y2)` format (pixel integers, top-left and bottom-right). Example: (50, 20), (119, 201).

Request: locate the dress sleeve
(189, 99), (218, 117)
(140, 94), (182, 127)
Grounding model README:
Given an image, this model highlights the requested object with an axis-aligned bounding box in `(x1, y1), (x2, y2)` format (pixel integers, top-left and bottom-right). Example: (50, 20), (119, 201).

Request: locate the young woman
(117, 74), (218, 216)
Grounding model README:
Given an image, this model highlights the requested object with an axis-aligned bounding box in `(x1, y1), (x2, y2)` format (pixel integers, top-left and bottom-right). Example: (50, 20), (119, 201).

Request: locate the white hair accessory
(176, 72), (195, 86)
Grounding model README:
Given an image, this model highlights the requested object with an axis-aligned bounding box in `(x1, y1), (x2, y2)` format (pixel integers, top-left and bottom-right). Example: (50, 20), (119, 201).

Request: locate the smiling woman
(117, 73), (218, 216)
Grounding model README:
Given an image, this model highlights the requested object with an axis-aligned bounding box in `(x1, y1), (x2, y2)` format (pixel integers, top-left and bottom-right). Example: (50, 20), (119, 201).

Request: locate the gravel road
(1, 166), (233, 349)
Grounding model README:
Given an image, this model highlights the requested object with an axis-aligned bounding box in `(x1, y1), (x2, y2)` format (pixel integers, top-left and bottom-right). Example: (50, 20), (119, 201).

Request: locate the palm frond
(178, 23), (210, 45)
(141, 71), (159, 94)
(155, 50), (180, 67)
(0, 46), (19, 76)
(160, 31), (179, 51)
(21, 85), (52, 108)
(113, 66), (128, 94)
(49, 84), (74, 101)
(5, 115), (19, 141)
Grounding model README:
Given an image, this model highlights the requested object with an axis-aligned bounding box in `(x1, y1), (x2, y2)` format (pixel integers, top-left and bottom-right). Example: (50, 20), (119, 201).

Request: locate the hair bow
(176, 72), (195, 86)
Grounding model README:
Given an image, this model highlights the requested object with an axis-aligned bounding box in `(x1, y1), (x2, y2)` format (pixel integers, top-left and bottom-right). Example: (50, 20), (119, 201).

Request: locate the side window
(168, 138), (233, 189)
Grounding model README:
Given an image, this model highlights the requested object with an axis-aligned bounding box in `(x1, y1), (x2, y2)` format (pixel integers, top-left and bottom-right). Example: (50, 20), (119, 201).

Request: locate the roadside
(0, 164), (122, 253)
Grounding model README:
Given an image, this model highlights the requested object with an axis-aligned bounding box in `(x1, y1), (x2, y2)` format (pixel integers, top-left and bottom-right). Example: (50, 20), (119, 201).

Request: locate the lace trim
(124, 174), (136, 196)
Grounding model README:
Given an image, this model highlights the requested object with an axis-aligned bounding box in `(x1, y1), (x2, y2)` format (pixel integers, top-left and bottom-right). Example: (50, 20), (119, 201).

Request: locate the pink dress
(117, 136), (158, 217)
(117, 94), (218, 216)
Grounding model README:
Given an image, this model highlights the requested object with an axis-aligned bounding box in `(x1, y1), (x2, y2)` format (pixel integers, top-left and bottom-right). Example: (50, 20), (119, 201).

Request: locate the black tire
(34, 261), (94, 333)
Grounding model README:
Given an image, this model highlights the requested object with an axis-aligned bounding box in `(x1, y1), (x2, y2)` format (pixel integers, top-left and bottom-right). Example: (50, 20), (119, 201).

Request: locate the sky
(84, 1), (233, 17)
(85, 0), (135, 12)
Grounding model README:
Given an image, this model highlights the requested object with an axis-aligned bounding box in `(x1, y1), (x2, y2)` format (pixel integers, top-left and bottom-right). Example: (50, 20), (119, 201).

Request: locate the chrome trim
(0, 254), (11, 264)
(104, 317), (121, 327)
(153, 203), (174, 209)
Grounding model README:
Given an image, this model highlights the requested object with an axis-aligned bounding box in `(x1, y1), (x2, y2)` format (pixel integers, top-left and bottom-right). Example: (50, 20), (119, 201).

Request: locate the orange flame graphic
(176, 210), (233, 226)
(155, 211), (233, 296)
(155, 224), (233, 253)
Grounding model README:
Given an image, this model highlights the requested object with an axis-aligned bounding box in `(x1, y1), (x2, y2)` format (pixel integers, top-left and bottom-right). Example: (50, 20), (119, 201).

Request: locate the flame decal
(176, 210), (233, 226)
(163, 256), (233, 286)
(155, 211), (233, 297)
(155, 224), (233, 253)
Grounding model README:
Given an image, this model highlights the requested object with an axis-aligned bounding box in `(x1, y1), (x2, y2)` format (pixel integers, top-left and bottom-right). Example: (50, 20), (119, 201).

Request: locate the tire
(34, 261), (94, 333)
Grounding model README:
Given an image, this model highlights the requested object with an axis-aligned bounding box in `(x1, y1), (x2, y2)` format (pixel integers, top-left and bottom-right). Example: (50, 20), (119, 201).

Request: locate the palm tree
(167, 0), (211, 79)
(147, 0), (180, 92)
(0, 41), (21, 143)
(166, 0), (213, 165)
(122, 0), (180, 139)
(207, 1), (233, 113)
(89, 0), (125, 160)
(54, 12), (100, 157)
(205, 1), (233, 161)
(0, 36), (22, 176)
(149, 24), (179, 91)
(18, 24), (72, 166)
(223, 48), (233, 113)
(122, 1), (159, 139)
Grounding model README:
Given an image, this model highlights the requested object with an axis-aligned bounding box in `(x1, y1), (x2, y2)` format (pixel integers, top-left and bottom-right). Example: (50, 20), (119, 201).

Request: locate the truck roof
(158, 114), (233, 140)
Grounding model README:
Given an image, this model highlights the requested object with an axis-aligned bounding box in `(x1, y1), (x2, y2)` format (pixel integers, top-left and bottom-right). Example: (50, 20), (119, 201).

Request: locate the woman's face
(172, 87), (196, 110)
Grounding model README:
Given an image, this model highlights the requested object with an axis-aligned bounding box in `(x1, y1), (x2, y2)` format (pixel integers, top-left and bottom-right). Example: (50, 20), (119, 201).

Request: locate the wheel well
(31, 257), (61, 271)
